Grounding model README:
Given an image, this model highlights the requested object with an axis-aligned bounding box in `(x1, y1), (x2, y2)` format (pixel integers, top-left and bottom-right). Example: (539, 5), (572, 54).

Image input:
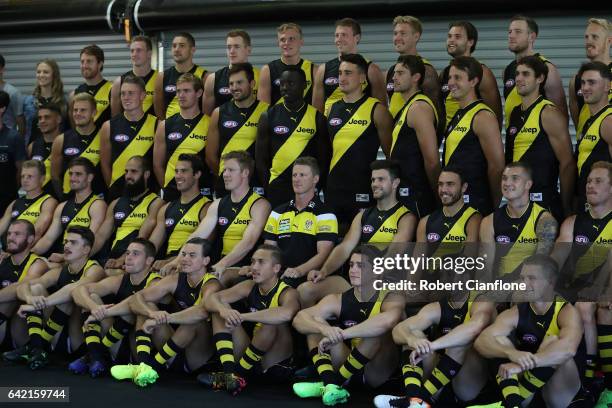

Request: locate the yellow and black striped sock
(40, 307), (69, 344)
(214, 332), (235, 374)
(518, 367), (555, 401)
(423, 353), (462, 399)
(101, 318), (132, 348)
(495, 373), (523, 408)
(401, 350), (424, 397)
(584, 353), (597, 384)
(236, 344), (264, 377)
(310, 348), (342, 386)
(339, 347), (370, 382)
(135, 330), (153, 364)
(25, 311), (45, 348)
(598, 324), (612, 387)
(153, 338), (183, 367)
(83, 320), (106, 360)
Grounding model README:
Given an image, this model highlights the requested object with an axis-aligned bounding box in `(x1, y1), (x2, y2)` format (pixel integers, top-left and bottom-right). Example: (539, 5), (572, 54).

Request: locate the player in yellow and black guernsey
(443, 56), (504, 215)
(479, 163), (558, 281)
(263, 157), (338, 288)
(386, 16), (440, 119)
(203, 30), (259, 115)
(28, 103), (61, 198)
(569, 19), (611, 136)
(256, 66), (330, 207)
(475, 255), (584, 408)
(89, 156), (163, 275)
(440, 21), (502, 128)
(326, 53), (394, 229)
(575, 61), (612, 211)
(153, 73), (212, 203)
(312, 18), (386, 116)
(0, 160), (57, 244)
(391, 55), (441, 217)
(298, 160), (416, 308)
(111, 36), (158, 118)
(201, 244), (299, 395)
(506, 56), (576, 220)
(51, 93), (105, 199)
(206, 63), (268, 197)
(31, 157), (107, 262)
(100, 75), (158, 202)
(258, 23), (315, 106)
(293, 246), (404, 405)
(71, 45), (112, 129)
(155, 33), (207, 120)
(503, 15), (567, 123)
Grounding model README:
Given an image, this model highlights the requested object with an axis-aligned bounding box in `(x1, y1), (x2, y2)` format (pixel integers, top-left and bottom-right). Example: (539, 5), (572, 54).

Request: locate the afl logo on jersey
(64, 147), (80, 156)
(496, 235), (511, 244)
(386, 82), (394, 92)
(324, 77), (338, 85)
(223, 121), (238, 128)
(362, 225), (374, 234)
(61, 216), (71, 224)
(442, 84), (449, 92)
(114, 212), (126, 220)
(32, 155), (44, 161)
(168, 132), (183, 141)
(219, 87), (231, 95)
(11, 210), (19, 217)
(575, 235), (590, 244)
(165, 218), (175, 227)
(329, 118), (342, 126)
(342, 320), (357, 327)
(508, 127), (518, 136)
(274, 126), (289, 135)
(218, 217), (229, 226)
(427, 233), (441, 242)
(164, 85), (176, 92)
(114, 134), (130, 143)
(522, 334), (538, 344)
(577, 89), (583, 96)
(274, 78), (281, 86)
(1, 280), (12, 288)
(505, 79), (515, 88)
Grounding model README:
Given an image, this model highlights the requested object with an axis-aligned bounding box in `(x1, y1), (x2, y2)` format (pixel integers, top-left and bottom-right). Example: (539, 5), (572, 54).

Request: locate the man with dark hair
(259, 22), (316, 105)
(299, 160), (416, 308)
(440, 21), (502, 128)
(0, 54), (24, 135)
(386, 16), (439, 119)
(32, 157), (106, 263)
(312, 18), (386, 116)
(0, 90), (26, 215)
(503, 15), (567, 124)
(28, 103), (62, 197)
(443, 56), (504, 215)
(293, 245), (404, 406)
(391, 54), (440, 217)
(203, 30), (259, 115)
(507, 55), (576, 220)
(90, 156), (163, 275)
(71, 44), (112, 129)
(111, 36), (158, 117)
(3, 226), (105, 369)
(199, 244), (300, 395)
(256, 66), (330, 207)
(0, 220), (48, 346)
(155, 33), (207, 119)
(153, 73), (213, 202)
(475, 255), (584, 408)
(263, 157), (338, 288)
(100, 74), (158, 202)
(326, 53), (394, 231)
(71, 238), (161, 378)
(574, 61), (612, 211)
(569, 18), (611, 136)
(206, 63), (268, 197)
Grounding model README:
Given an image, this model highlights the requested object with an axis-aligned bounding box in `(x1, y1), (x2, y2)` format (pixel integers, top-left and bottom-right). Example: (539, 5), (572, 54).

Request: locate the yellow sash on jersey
(167, 196), (210, 255)
(63, 130), (101, 194)
(164, 115), (209, 186)
(578, 106), (612, 175)
(17, 253), (41, 283)
(511, 98), (554, 161)
(330, 97), (378, 172)
(270, 105), (317, 183)
(391, 93), (438, 153)
(63, 195), (101, 240)
(111, 114), (157, 186)
(367, 206), (409, 245)
(17, 194), (52, 224)
(93, 81), (113, 123)
(222, 192), (261, 255)
(112, 193), (157, 247)
(499, 203), (546, 275)
(432, 207), (478, 258)
(574, 216), (612, 279)
(143, 71), (158, 114)
(444, 102), (492, 164)
(194, 273), (218, 305)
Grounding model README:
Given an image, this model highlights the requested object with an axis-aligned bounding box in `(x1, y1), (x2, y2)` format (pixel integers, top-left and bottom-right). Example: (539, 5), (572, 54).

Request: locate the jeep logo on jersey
(223, 120), (238, 128)
(348, 118), (368, 125)
(505, 79), (515, 88)
(218, 217), (229, 226)
(508, 127), (518, 136)
(219, 87), (231, 95)
(64, 147), (80, 156)
(575, 235), (589, 244)
(165, 218), (175, 227)
(522, 334), (538, 344)
(427, 232), (441, 242)
(274, 78), (281, 86)
(114, 212), (126, 220)
(164, 85), (176, 92)
(61, 216), (71, 224)
(274, 126), (289, 134)
(520, 127), (538, 134)
(496, 235), (511, 244)
(362, 225), (374, 234)
(31, 155), (44, 161)
(329, 118), (342, 126)
(324, 77), (339, 85)
(114, 134), (130, 143)
(168, 132), (183, 141)
(386, 82), (394, 91)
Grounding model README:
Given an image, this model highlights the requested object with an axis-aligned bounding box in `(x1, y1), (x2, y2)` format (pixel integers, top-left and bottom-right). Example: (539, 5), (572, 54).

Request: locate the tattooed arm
(535, 212), (559, 255)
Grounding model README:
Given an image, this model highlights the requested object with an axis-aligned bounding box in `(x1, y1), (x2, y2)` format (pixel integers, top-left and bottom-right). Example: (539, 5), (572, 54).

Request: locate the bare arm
(422, 64), (440, 114)
(0, 259), (48, 303)
(88, 199), (107, 233)
(91, 200), (117, 255)
(16, 267), (61, 303)
(139, 197), (164, 239)
(153, 71), (165, 120)
(373, 103), (393, 157)
(0, 201), (14, 237)
(367, 62), (387, 107)
(205, 108), (221, 177)
(50, 133), (65, 198)
(33, 197), (58, 243)
(202, 73), (216, 116)
(473, 110), (504, 208)
(550, 215), (575, 269)
(535, 212), (559, 255)
(147, 202), (168, 252)
(480, 65), (503, 129)
(255, 112), (271, 189)
(31, 203), (64, 255)
(205, 280), (253, 314)
(392, 302), (440, 348)
(544, 62), (568, 120)
(407, 101), (441, 195)
(292, 294), (342, 335)
(393, 212), (418, 243)
(129, 275), (178, 318)
(99, 121), (112, 187)
(342, 293), (404, 339)
(568, 74), (579, 129)
(312, 64), (326, 113)
(72, 274), (123, 311)
(534, 304), (583, 367)
(474, 307), (519, 359)
(257, 64), (272, 104)
(152, 120), (167, 187)
(44, 264), (105, 307)
(241, 287), (300, 325)
(431, 301), (495, 350)
(110, 76), (122, 117)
